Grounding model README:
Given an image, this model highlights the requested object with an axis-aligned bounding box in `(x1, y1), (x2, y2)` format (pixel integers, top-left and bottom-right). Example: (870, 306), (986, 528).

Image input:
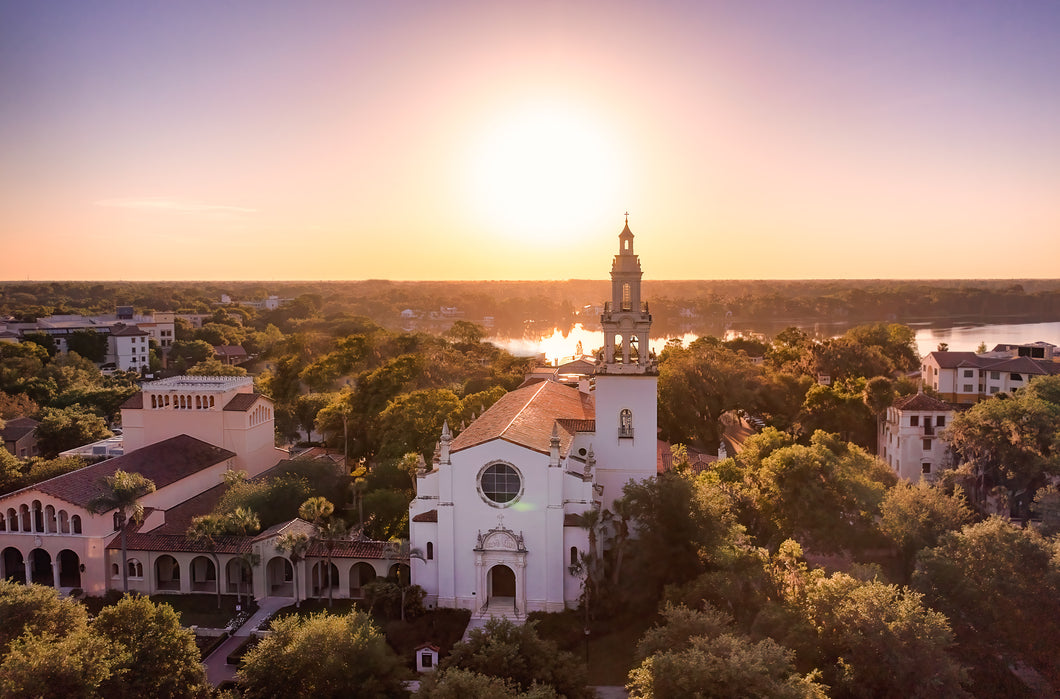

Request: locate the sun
(466, 101), (628, 241)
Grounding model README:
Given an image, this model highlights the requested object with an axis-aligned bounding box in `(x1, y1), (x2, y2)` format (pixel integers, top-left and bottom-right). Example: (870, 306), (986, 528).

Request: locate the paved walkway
(203, 597), (292, 686)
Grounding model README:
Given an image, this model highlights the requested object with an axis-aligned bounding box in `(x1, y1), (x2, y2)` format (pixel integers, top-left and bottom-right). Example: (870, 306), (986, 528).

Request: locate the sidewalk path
(204, 597), (292, 686)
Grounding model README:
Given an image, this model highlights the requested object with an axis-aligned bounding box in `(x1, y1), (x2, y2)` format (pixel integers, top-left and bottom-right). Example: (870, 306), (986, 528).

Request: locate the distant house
(879, 393), (955, 482)
(213, 345), (248, 366)
(2, 417), (39, 459)
(921, 350), (1060, 404)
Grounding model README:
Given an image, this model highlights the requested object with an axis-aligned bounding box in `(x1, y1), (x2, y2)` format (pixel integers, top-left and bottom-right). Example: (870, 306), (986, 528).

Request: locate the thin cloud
(95, 197), (257, 214)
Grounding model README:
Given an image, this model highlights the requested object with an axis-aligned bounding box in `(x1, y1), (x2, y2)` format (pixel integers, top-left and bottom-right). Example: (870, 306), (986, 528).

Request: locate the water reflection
(489, 321), (1060, 364)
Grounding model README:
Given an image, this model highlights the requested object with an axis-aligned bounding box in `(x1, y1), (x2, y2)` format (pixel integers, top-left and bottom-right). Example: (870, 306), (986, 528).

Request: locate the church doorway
(489, 564), (516, 599)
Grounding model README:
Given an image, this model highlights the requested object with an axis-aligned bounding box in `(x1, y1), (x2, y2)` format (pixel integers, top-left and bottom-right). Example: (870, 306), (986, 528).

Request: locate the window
(621, 282), (631, 311)
(1011, 373), (1023, 381)
(478, 463), (522, 505)
(909, 415), (919, 427)
(128, 559), (143, 578)
(991, 371), (1000, 380)
(421, 652), (433, 669)
(112, 563), (120, 577)
(962, 384), (973, 392)
(570, 546), (578, 567)
(619, 409), (634, 438)
(922, 463), (931, 474)
(936, 416), (945, 427)
(71, 515), (81, 534)
(963, 369), (973, 378)
(990, 386), (1000, 394)
(923, 438), (932, 450)
(426, 542), (434, 560)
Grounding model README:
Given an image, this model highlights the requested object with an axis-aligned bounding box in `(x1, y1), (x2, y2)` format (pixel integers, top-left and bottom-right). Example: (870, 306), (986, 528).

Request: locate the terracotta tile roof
(145, 482), (229, 535)
(893, 393), (955, 412)
(412, 509), (438, 523)
(111, 532), (254, 554)
(451, 381), (595, 455)
(223, 393), (262, 411)
(120, 392), (144, 409)
(564, 513), (584, 527)
(1, 417), (38, 442)
(925, 351), (980, 369)
(22, 435), (235, 509)
(556, 418), (595, 433)
(213, 345), (247, 357)
(253, 518), (315, 542)
(308, 539), (390, 559)
(110, 324), (148, 337)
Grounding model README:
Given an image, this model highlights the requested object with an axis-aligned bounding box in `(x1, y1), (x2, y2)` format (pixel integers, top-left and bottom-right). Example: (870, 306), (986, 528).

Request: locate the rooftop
(145, 375), (254, 392)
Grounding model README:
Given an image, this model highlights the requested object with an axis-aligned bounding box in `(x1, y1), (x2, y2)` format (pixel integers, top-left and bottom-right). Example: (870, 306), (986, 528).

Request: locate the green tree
(376, 388), (462, 460)
(384, 538), (426, 622)
(35, 405), (112, 458)
(167, 339), (214, 368)
(418, 668), (558, 699)
(0, 628), (117, 699)
(66, 330), (109, 362)
(444, 320), (487, 345)
(944, 380), (1060, 517)
(186, 514), (226, 608)
(275, 530), (310, 606)
(237, 611), (409, 698)
(913, 517), (1060, 680)
(186, 357), (247, 376)
(92, 595), (210, 699)
(800, 573), (969, 697)
(0, 580), (89, 651)
(441, 618), (592, 699)
(629, 605), (826, 699)
(86, 470), (156, 593)
(878, 481), (973, 582)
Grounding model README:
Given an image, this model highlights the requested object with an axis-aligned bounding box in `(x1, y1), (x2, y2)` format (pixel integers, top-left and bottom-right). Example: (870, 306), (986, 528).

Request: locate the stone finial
(416, 454), (428, 476)
(584, 445), (595, 478)
(439, 420), (452, 464)
(549, 423), (561, 468)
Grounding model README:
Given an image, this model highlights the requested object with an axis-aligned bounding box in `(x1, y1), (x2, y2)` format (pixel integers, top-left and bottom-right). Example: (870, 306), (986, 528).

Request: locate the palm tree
(87, 469), (156, 594)
(276, 531), (310, 606)
(317, 518), (349, 608)
(226, 507), (261, 607)
(186, 514), (225, 608)
(384, 539), (425, 622)
(579, 507), (603, 592)
(298, 497), (334, 598)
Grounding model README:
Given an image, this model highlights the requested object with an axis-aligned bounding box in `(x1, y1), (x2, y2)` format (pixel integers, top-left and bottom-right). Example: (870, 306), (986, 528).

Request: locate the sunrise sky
(1, 1), (1058, 281)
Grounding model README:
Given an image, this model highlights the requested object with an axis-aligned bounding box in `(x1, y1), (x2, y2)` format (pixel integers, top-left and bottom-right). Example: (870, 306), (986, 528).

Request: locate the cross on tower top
(624, 211), (629, 223)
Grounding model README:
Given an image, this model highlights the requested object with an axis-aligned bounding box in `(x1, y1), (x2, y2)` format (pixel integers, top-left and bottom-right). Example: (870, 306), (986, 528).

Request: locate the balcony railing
(619, 426), (634, 439)
(923, 424), (935, 436)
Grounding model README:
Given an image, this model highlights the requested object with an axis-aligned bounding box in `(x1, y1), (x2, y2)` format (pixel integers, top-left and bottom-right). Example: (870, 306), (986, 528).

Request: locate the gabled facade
(921, 350), (1060, 404)
(880, 393), (955, 482)
(410, 219), (659, 618)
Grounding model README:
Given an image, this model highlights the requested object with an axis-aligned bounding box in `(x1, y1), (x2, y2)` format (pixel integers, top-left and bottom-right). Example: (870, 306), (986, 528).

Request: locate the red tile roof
(451, 381), (595, 455)
(1, 417), (38, 442)
(110, 324), (148, 337)
(112, 532), (254, 554)
(893, 393), (955, 412)
(213, 345), (248, 357)
(412, 509), (438, 523)
(223, 393), (263, 411)
(20, 435), (235, 509)
(308, 539), (391, 559)
(564, 513), (585, 527)
(144, 482), (229, 535)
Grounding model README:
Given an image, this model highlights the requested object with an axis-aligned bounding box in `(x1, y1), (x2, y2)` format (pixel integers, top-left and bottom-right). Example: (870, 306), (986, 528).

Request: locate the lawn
(147, 593), (253, 628)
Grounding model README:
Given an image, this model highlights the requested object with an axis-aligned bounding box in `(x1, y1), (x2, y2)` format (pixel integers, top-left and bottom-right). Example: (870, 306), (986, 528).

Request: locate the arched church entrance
(489, 564), (516, 598)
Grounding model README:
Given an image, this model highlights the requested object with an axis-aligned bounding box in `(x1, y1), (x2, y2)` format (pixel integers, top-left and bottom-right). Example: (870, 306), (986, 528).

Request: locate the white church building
(410, 220), (659, 617)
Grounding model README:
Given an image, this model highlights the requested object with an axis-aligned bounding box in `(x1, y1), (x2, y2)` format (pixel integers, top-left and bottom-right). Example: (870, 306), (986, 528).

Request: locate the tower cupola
(599, 215), (654, 373)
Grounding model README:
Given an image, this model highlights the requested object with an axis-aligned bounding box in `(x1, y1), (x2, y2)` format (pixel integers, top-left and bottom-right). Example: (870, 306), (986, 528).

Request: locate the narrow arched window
(570, 546), (578, 567)
(151, 395), (157, 408)
(621, 282), (631, 311)
(619, 409), (633, 438)
(71, 515), (82, 534)
(426, 542), (434, 560)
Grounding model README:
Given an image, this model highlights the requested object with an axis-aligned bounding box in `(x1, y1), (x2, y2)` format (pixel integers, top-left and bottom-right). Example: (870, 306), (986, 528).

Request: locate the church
(409, 219), (659, 617)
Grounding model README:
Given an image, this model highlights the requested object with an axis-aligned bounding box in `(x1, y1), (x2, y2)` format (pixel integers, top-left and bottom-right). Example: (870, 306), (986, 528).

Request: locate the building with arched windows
(410, 219), (659, 617)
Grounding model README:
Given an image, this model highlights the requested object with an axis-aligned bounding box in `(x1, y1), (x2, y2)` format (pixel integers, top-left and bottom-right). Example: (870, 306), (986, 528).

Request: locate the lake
(490, 320), (1060, 364)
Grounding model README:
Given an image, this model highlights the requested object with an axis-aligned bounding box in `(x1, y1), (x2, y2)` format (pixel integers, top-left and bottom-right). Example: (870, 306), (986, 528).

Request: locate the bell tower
(592, 215), (658, 509)
(600, 214), (653, 372)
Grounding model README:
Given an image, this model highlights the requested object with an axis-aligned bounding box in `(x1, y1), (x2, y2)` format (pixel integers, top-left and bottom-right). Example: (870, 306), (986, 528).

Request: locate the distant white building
(411, 219), (659, 618)
(879, 392), (955, 482)
(921, 348), (1060, 404)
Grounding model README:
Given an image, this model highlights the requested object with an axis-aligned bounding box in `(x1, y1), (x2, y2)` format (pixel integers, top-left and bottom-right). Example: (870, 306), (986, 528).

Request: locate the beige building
(0, 375), (396, 603)
(879, 393), (955, 482)
(921, 350), (1060, 404)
